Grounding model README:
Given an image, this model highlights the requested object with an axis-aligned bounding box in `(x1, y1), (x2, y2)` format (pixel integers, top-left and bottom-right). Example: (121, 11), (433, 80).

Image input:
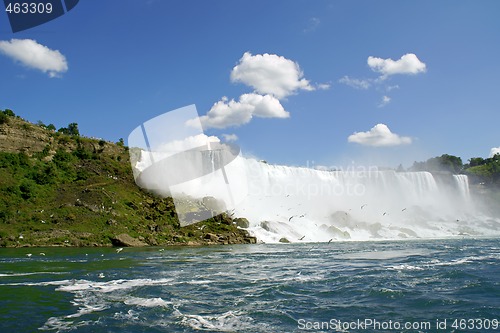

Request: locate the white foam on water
(123, 296), (171, 308)
(0, 272), (65, 277)
(178, 310), (257, 332)
(37, 277), (176, 331)
(387, 264), (425, 271)
(184, 279), (215, 285)
(56, 277), (174, 293)
(112, 309), (140, 322)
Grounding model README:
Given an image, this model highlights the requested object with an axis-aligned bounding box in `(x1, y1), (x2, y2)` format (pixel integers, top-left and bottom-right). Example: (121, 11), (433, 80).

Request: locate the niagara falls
(2, 1), (500, 332)
(131, 138), (500, 244)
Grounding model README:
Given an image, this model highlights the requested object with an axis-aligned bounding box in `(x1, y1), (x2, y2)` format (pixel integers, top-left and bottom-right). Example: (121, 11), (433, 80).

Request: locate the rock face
(111, 233), (148, 247)
(0, 118), (49, 153)
(204, 233), (219, 242)
(234, 218), (250, 228)
(0, 114), (259, 248)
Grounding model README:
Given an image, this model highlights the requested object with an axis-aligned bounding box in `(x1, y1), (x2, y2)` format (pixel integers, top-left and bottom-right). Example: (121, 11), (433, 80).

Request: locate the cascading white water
(135, 152), (500, 242)
(453, 174), (470, 199)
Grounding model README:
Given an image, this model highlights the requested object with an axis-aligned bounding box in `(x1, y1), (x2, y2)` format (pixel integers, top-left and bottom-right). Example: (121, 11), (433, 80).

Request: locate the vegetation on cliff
(410, 153), (500, 186)
(410, 153), (500, 216)
(0, 109), (255, 247)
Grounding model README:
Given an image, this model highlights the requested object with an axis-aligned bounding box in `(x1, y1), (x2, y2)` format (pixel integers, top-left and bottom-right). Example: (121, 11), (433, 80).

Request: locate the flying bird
(299, 235), (305, 240)
(116, 248), (123, 253)
(361, 204), (367, 210)
(401, 208), (407, 212)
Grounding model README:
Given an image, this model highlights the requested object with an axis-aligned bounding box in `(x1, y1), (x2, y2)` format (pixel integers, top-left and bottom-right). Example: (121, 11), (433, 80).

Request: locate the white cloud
(348, 124), (412, 147)
(367, 53), (426, 78)
(386, 85), (400, 92)
(222, 134), (238, 142)
(191, 93), (289, 129)
(317, 83), (331, 90)
(378, 95), (391, 108)
(489, 147), (500, 157)
(338, 76), (371, 89)
(0, 39), (68, 78)
(230, 52), (315, 99)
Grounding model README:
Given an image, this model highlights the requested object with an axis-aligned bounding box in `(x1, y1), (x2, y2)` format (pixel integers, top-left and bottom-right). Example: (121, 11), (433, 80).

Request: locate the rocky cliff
(0, 112), (256, 247)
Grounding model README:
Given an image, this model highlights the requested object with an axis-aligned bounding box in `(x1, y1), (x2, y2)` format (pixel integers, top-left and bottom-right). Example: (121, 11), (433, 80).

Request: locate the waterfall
(453, 174), (470, 199)
(135, 152), (500, 242)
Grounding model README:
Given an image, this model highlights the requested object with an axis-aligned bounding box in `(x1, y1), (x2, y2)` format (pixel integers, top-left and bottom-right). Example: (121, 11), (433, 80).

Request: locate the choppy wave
(1, 240), (499, 332)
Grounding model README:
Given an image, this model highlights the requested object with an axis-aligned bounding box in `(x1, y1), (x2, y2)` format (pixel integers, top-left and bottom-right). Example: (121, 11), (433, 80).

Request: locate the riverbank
(0, 110), (255, 248)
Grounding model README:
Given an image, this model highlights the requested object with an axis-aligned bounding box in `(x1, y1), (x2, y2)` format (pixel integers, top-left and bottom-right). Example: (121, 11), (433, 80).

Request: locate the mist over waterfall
(135, 151), (500, 243)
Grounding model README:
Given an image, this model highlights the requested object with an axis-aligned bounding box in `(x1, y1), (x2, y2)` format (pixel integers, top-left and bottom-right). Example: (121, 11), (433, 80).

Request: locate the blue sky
(0, 0), (499, 168)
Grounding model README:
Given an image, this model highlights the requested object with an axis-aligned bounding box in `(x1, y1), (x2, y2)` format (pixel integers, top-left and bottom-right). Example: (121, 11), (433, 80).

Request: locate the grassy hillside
(0, 111), (255, 247)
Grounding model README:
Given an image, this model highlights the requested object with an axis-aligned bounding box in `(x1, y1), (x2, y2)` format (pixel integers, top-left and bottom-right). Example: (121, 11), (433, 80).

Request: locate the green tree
(411, 154), (464, 174)
(468, 157), (485, 167)
(3, 109), (15, 117)
(68, 123), (80, 136)
(58, 123), (80, 136)
(58, 127), (70, 135)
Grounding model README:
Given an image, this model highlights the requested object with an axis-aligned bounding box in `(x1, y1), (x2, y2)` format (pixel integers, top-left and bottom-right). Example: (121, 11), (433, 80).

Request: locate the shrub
(3, 109), (15, 117)
(0, 113), (8, 124)
(19, 179), (37, 200)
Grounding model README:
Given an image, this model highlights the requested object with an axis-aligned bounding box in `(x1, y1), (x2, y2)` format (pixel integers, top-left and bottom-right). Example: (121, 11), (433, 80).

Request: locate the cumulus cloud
(230, 52), (315, 99)
(338, 76), (371, 89)
(367, 53), (426, 78)
(190, 93), (289, 129)
(222, 134), (238, 142)
(0, 39), (68, 78)
(348, 124), (412, 147)
(489, 147), (500, 157)
(378, 95), (391, 108)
